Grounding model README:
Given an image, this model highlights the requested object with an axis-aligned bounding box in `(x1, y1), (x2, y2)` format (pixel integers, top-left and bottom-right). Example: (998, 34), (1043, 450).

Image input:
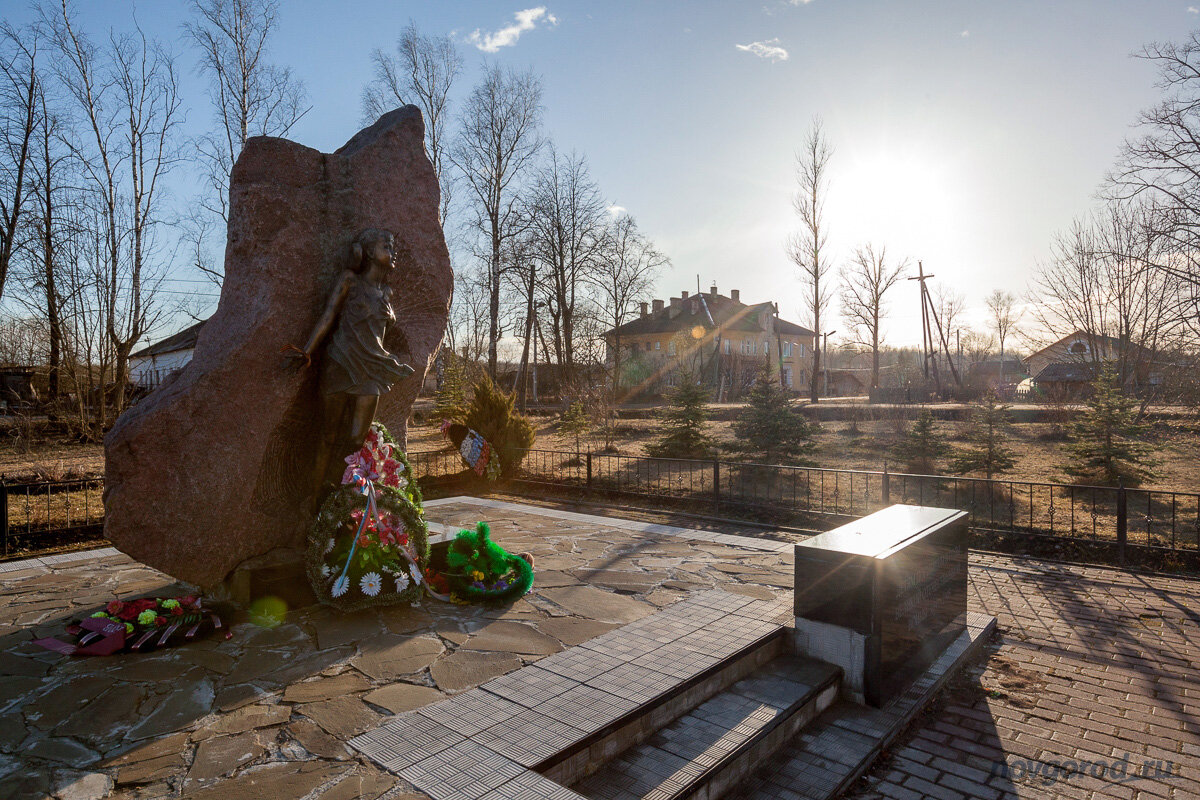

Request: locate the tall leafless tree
(839, 243), (906, 389)
(185, 0), (308, 286)
(1108, 30), (1200, 294)
(529, 148), (607, 380)
(0, 22), (40, 307)
(985, 289), (1020, 386)
(451, 63), (542, 379)
(47, 2), (181, 419)
(363, 21), (461, 227)
(590, 212), (669, 395)
(787, 118), (834, 402)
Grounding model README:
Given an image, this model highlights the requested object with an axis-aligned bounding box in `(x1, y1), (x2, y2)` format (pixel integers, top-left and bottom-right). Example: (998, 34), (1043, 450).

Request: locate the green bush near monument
(646, 374), (718, 459)
(464, 375), (536, 478)
(1064, 362), (1156, 487)
(729, 366), (819, 466)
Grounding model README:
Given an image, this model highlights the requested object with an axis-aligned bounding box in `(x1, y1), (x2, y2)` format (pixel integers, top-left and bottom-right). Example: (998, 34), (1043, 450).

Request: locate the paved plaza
(1, 497), (1197, 799)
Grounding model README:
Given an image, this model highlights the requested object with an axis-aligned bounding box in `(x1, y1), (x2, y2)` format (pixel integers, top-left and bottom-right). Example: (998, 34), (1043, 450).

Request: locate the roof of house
(605, 292), (815, 339)
(130, 320), (206, 359)
(1027, 330), (1152, 361)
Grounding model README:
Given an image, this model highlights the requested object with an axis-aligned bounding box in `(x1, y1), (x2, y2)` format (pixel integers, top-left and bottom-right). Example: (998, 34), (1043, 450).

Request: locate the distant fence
(1, 476), (105, 557)
(410, 447), (1200, 561)
(5, 449), (1197, 564)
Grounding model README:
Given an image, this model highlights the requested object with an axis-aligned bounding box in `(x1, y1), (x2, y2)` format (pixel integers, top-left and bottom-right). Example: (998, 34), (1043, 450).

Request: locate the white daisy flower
(331, 575), (349, 597)
(408, 561), (423, 586)
(360, 572), (382, 597)
(395, 572), (410, 593)
(324, 537), (335, 554)
(320, 564), (332, 578)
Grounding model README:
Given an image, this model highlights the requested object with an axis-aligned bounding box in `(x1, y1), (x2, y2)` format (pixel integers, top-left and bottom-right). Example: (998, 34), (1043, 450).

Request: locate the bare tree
(985, 290), (1020, 387)
(529, 148), (607, 380)
(787, 118), (834, 402)
(1108, 31), (1200, 292)
(363, 21), (461, 226)
(935, 285), (966, 367)
(839, 243), (906, 389)
(47, 3), (181, 419)
(590, 212), (669, 395)
(1030, 200), (1179, 401)
(0, 22), (40, 306)
(450, 63), (542, 379)
(184, 0), (307, 289)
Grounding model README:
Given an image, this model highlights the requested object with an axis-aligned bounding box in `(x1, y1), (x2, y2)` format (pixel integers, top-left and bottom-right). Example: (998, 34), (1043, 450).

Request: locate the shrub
(646, 375), (717, 459)
(952, 393), (1017, 479)
(464, 375), (535, 478)
(891, 410), (949, 473)
(432, 351), (471, 424)
(1064, 363), (1155, 486)
(729, 366), (819, 465)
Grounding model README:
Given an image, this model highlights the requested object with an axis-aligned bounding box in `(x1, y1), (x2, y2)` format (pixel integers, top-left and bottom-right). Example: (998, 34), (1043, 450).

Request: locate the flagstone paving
(2, 496), (1199, 800)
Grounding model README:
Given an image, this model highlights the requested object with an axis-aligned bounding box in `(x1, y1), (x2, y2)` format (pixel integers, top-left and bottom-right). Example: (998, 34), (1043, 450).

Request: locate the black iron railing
(488, 448), (1199, 559)
(1, 476), (105, 557)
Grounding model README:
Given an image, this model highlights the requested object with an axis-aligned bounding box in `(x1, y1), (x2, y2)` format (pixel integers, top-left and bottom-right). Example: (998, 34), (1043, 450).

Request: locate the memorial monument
(103, 106), (452, 589)
(793, 504), (969, 706)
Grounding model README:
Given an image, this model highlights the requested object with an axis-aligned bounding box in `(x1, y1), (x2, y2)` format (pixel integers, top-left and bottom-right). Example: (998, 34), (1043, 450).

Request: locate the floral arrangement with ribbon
(305, 422), (429, 611)
(424, 521), (534, 604)
(33, 595), (230, 656)
(440, 420), (501, 481)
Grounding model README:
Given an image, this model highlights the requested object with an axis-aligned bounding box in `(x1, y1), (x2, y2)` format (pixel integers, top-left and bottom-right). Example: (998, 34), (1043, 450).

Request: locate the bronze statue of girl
(285, 228), (414, 496)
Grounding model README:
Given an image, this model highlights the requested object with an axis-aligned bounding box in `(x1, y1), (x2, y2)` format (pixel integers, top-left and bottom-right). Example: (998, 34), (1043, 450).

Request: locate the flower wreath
(305, 423), (430, 611)
(33, 595), (230, 656)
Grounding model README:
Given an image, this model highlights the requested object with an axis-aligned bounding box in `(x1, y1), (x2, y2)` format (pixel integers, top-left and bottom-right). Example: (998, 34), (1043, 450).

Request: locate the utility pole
(907, 262), (962, 396)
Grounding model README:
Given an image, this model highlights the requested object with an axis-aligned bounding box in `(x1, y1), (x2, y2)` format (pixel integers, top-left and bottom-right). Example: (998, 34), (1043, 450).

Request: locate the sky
(5, 1), (1195, 350)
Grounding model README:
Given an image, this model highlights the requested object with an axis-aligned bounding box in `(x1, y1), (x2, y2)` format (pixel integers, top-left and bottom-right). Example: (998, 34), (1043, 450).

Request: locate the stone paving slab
(0, 497), (795, 799)
(5, 496), (1200, 799)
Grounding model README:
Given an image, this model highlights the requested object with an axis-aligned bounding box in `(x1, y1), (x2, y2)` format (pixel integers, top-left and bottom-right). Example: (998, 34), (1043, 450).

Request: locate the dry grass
(408, 413), (1200, 494)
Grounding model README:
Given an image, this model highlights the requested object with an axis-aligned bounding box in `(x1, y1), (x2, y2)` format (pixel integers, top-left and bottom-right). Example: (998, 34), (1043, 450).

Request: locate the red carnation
(171, 606), (185, 616)
(155, 616), (167, 626)
(358, 533), (370, 546)
(106, 600), (124, 615)
(116, 606), (140, 621)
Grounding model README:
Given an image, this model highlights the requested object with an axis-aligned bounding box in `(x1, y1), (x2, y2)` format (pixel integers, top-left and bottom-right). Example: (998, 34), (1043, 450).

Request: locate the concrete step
(572, 657), (840, 800)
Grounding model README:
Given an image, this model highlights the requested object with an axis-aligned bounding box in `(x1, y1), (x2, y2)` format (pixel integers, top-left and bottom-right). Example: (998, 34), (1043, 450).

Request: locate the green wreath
(305, 483), (430, 612)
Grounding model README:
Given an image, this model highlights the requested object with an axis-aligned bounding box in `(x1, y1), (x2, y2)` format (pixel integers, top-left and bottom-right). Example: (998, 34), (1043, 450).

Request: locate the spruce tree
(730, 366), (819, 465)
(432, 352), (470, 424)
(952, 393), (1017, 479)
(558, 400), (590, 456)
(465, 375), (535, 477)
(1065, 362), (1155, 486)
(891, 410), (949, 473)
(646, 376), (717, 458)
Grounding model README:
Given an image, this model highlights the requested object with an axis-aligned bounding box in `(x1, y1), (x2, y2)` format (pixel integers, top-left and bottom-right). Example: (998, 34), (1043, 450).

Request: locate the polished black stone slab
(794, 504), (968, 706)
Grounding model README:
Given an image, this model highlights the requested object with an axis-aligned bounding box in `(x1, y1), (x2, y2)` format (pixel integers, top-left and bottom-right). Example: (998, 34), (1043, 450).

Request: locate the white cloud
(960, 30), (970, 37)
(1190, 6), (1199, 12)
(607, 205), (628, 217)
(736, 38), (789, 62)
(789, 0), (816, 4)
(465, 7), (556, 53)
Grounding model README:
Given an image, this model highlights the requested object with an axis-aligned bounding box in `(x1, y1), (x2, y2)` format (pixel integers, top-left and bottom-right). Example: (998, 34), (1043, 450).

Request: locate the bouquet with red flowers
(33, 595), (230, 656)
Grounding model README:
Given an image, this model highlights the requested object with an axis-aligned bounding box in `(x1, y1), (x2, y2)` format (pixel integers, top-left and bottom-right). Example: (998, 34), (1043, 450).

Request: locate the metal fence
(1, 476), (105, 557)
(471, 448), (1198, 559)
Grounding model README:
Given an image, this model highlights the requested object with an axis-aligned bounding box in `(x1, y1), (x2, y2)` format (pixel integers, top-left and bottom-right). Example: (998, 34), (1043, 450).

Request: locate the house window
(763, 340), (769, 355)
(783, 366), (793, 387)
(668, 340), (676, 356)
(783, 341), (792, 357)
(1069, 341), (1088, 355)
(724, 339), (730, 354)
(631, 342), (641, 353)
(666, 370), (677, 387)
(798, 343), (806, 358)
(654, 341), (661, 351)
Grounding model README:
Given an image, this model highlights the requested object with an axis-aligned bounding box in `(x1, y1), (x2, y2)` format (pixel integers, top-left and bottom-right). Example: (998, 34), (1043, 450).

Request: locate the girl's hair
(350, 228), (394, 273)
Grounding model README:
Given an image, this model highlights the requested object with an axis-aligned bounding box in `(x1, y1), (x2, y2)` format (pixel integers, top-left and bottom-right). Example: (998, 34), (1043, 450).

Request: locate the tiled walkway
(1, 496), (1198, 799)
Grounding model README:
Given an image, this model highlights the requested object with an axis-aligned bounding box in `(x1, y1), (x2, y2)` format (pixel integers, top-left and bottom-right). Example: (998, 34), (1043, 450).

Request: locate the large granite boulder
(104, 106), (451, 588)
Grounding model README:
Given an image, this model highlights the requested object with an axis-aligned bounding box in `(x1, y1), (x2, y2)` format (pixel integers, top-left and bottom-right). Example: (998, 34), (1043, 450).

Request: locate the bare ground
(5, 408), (1198, 492)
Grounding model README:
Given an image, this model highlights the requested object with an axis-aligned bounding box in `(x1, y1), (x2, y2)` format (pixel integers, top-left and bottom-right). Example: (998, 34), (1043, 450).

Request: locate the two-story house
(602, 285), (817, 400)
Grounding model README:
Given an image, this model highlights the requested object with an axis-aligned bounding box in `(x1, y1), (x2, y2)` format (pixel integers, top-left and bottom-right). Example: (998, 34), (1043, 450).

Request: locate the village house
(602, 285), (817, 400)
(128, 320), (206, 390)
(1025, 330), (1163, 398)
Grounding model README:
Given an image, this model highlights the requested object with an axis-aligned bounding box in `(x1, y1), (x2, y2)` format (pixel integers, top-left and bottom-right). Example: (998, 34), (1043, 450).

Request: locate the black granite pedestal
(793, 504), (968, 706)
